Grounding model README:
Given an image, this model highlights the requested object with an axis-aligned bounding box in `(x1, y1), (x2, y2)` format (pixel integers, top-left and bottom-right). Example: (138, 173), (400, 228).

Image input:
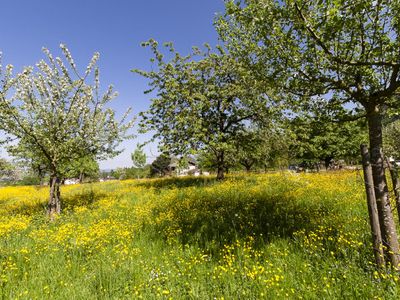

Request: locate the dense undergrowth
(1, 171), (399, 299)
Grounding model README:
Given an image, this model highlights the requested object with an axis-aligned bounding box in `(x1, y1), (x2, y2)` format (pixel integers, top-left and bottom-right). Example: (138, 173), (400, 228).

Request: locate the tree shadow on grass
(136, 176), (219, 190)
(62, 190), (109, 211)
(3, 188), (109, 216)
(149, 191), (337, 252)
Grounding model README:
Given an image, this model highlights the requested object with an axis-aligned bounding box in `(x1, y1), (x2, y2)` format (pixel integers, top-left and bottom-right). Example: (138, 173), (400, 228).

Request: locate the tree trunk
(324, 157), (332, 170)
(368, 109), (400, 268)
(37, 166), (44, 187)
(361, 145), (385, 268)
(48, 174), (61, 219)
(386, 158), (400, 224)
(79, 172), (84, 183)
(243, 162), (253, 172)
(216, 151), (225, 180)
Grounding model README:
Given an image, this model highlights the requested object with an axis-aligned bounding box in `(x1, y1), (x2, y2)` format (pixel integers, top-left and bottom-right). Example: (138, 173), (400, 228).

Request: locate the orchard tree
(384, 119), (400, 160)
(234, 129), (261, 172)
(0, 45), (133, 217)
(134, 40), (273, 180)
(0, 158), (15, 178)
(150, 154), (171, 177)
(290, 114), (367, 169)
(131, 144), (147, 168)
(64, 155), (100, 183)
(9, 145), (48, 186)
(232, 124), (290, 172)
(218, 0), (400, 268)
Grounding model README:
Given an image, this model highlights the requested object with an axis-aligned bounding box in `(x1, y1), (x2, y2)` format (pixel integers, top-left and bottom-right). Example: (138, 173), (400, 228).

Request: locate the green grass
(1, 171), (400, 299)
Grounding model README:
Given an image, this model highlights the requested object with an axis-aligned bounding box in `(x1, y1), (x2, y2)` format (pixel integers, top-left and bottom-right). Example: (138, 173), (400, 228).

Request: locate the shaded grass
(1, 171), (400, 299)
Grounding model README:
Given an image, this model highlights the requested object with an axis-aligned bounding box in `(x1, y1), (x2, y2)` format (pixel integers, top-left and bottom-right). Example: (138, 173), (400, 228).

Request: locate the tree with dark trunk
(134, 40), (273, 180)
(218, 0), (400, 267)
(0, 45), (133, 218)
(289, 113), (367, 171)
(150, 154), (171, 177)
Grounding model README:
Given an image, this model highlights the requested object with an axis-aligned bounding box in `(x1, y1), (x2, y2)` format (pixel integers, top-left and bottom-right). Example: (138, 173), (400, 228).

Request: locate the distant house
(169, 157), (205, 176)
(64, 178), (80, 185)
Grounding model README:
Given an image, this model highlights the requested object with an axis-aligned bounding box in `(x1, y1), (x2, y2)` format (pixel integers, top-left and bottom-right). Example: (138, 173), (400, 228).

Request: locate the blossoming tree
(0, 45), (133, 217)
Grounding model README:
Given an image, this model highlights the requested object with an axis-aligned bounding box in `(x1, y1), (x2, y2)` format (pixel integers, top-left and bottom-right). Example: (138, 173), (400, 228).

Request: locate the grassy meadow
(1, 171), (400, 299)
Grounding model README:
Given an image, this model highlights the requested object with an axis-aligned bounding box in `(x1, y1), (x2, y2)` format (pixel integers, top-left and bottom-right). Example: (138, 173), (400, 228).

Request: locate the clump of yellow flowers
(1, 171), (400, 299)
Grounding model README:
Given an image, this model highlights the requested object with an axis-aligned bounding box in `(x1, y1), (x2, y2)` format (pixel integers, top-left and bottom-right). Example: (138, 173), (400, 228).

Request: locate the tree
(233, 127), (264, 172)
(0, 45), (133, 217)
(218, 0), (400, 267)
(125, 165), (151, 179)
(0, 158), (15, 178)
(134, 40), (273, 180)
(232, 124), (289, 172)
(131, 144), (147, 168)
(7, 140), (49, 186)
(384, 119), (400, 160)
(150, 154), (171, 177)
(290, 114), (367, 169)
(64, 155), (100, 183)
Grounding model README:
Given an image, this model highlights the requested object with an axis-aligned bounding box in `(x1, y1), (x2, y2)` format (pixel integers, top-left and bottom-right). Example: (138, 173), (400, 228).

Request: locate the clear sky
(0, 0), (225, 169)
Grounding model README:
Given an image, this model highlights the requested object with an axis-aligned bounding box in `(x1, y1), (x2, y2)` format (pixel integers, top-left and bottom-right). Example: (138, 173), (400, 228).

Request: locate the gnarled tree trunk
(48, 174), (61, 219)
(216, 151), (225, 180)
(367, 108), (400, 268)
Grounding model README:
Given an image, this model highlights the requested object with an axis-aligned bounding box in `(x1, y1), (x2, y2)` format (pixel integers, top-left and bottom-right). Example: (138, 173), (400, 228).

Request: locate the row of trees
(2, 0), (400, 269)
(133, 0), (400, 269)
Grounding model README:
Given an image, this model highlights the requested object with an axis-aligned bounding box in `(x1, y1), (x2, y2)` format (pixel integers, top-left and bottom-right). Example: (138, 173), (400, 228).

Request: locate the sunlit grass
(1, 171), (399, 299)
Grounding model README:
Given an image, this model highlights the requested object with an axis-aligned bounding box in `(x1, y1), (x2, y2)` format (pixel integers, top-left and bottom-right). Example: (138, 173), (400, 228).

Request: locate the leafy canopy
(134, 40), (274, 158)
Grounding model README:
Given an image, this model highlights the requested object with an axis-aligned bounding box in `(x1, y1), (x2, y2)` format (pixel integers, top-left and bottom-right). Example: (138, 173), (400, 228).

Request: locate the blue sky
(0, 0), (225, 169)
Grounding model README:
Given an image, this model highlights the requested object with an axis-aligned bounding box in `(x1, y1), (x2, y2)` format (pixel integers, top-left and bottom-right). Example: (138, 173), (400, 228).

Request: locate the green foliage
(111, 165), (151, 180)
(0, 158), (14, 177)
(384, 119), (400, 160)
(150, 154), (171, 177)
(134, 40), (275, 179)
(218, 0), (400, 116)
(290, 114), (367, 167)
(63, 156), (100, 182)
(235, 124), (292, 171)
(131, 145), (146, 168)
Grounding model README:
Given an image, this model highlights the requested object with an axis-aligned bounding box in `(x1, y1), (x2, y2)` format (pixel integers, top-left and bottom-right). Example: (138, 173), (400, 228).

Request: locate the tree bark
(361, 144), (385, 268)
(324, 157), (333, 170)
(242, 162), (253, 172)
(48, 174), (61, 219)
(386, 158), (400, 224)
(216, 151), (225, 180)
(368, 109), (400, 268)
(37, 166), (44, 187)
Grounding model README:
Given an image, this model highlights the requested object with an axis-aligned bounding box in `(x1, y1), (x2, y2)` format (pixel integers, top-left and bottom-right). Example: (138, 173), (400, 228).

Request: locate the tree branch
(294, 2), (400, 68)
